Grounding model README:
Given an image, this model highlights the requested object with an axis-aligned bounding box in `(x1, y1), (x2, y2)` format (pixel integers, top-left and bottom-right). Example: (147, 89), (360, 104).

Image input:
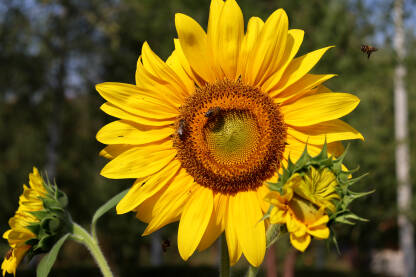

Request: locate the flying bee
(205, 107), (221, 118)
(177, 119), (186, 139)
(161, 239), (171, 252)
(361, 44), (378, 59)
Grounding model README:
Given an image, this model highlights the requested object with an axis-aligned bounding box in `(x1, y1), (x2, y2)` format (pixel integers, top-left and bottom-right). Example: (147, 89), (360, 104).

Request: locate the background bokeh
(0, 0), (415, 276)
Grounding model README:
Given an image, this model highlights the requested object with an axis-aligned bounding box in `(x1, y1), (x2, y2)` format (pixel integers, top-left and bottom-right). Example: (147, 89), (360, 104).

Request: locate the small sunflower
(2, 168), (45, 276)
(2, 168), (71, 276)
(96, 0), (363, 266)
(266, 169), (336, 252)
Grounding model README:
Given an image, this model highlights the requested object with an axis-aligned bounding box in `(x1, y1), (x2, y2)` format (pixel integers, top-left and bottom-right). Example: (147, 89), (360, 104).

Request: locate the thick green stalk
(71, 223), (113, 277)
(220, 234), (230, 277)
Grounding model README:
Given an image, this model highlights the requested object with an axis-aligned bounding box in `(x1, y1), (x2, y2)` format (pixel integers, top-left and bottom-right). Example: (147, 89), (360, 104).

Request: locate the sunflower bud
(265, 143), (371, 252)
(2, 168), (72, 276)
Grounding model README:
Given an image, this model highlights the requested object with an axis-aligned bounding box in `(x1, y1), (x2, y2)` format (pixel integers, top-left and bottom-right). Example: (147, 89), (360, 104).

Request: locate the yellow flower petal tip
(96, 0), (362, 267)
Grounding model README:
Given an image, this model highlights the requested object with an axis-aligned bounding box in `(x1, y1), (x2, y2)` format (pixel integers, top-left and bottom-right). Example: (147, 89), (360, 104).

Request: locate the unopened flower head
(2, 168), (72, 276)
(96, 0), (362, 266)
(266, 144), (370, 252)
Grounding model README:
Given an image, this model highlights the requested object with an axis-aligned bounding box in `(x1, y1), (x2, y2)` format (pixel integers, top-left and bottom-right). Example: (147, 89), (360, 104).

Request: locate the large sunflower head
(96, 0), (363, 267)
(2, 168), (71, 276)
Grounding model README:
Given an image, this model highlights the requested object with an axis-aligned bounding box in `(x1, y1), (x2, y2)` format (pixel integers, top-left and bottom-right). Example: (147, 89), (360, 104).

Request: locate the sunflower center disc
(204, 111), (259, 165)
(173, 80), (287, 195)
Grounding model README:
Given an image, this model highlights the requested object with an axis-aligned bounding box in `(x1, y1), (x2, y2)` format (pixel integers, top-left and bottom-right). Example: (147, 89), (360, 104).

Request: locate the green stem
(71, 223), (113, 277)
(247, 266), (259, 277)
(220, 234), (230, 277)
(246, 224), (281, 277)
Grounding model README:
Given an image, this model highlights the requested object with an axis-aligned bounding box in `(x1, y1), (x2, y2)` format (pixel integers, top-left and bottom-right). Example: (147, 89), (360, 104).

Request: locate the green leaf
(36, 233), (70, 277)
(91, 189), (129, 238)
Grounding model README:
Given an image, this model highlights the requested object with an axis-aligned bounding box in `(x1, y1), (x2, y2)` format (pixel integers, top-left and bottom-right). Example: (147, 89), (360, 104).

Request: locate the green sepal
(35, 236), (55, 252)
(30, 210), (50, 220)
(23, 170), (73, 261)
(327, 226), (340, 255)
(36, 233), (70, 277)
(40, 216), (61, 234)
(25, 238), (39, 246)
(42, 198), (64, 212)
(26, 223), (41, 236)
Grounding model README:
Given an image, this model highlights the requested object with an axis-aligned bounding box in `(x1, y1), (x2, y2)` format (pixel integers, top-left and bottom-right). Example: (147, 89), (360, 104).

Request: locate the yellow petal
(173, 39), (205, 87)
(261, 29), (304, 92)
(99, 144), (136, 160)
(175, 13), (215, 82)
(308, 214), (329, 229)
(308, 225), (330, 239)
(207, 0), (225, 76)
(6, 230), (34, 245)
(284, 136), (325, 163)
(100, 143), (176, 179)
(178, 185), (214, 260)
(96, 82), (179, 119)
(272, 74), (336, 102)
(143, 169), (195, 235)
(3, 230), (11, 239)
(116, 160), (181, 214)
(231, 191), (266, 267)
(244, 9), (288, 86)
(269, 208), (287, 224)
(289, 233), (311, 252)
(100, 102), (175, 127)
(198, 193), (227, 251)
(216, 0), (244, 79)
(135, 57), (186, 108)
(96, 120), (172, 145)
(225, 195), (242, 266)
(1, 245), (30, 276)
(273, 46), (334, 94)
(134, 186), (168, 224)
(327, 141), (345, 157)
(141, 42), (190, 101)
(282, 93), (360, 126)
(256, 185), (271, 213)
(287, 119), (364, 144)
(237, 17), (264, 77)
(166, 50), (195, 95)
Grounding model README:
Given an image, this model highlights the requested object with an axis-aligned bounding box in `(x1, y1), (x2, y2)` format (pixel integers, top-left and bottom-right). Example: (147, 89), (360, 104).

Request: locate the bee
(177, 119), (186, 139)
(5, 249), (12, 259)
(361, 44), (378, 59)
(205, 107), (221, 118)
(161, 239), (171, 252)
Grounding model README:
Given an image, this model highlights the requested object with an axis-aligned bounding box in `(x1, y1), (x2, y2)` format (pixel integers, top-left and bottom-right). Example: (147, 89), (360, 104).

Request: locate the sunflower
(266, 168), (336, 252)
(2, 168), (46, 276)
(2, 168), (71, 276)
(96, 0), (363, 267)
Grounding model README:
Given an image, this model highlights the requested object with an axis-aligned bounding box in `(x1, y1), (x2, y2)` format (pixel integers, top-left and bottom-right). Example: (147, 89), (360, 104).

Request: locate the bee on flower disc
(205, 107), (221, 118)
(177, 119), (186, 139)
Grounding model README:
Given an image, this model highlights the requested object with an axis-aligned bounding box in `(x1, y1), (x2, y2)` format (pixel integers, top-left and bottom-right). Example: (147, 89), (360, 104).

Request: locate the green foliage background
(0, 0), (415, 275)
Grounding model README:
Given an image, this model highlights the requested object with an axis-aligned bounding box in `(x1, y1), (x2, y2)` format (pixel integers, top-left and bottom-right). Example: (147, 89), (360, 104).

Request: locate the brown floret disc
(173, 79), (287, 195)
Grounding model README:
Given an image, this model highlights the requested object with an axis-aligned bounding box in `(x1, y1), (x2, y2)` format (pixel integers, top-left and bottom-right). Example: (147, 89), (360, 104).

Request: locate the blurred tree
(393, 0), (414, 276)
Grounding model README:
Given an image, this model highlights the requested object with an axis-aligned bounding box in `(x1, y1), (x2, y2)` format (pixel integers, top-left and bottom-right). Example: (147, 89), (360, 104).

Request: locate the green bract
(25, 177), (72, 259)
